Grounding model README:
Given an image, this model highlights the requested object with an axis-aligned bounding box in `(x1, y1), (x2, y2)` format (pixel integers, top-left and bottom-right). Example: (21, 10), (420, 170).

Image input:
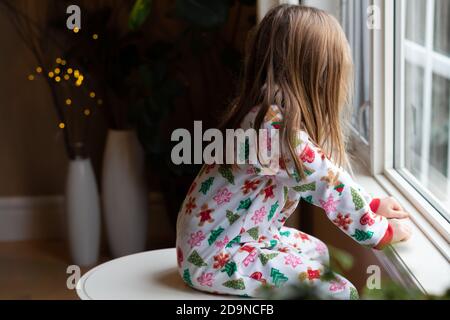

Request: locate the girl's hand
(389, 219), (413, 243)
(377, 196), (410, 219)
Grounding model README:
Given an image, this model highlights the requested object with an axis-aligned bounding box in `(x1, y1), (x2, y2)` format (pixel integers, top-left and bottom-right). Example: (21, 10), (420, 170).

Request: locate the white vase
(102, 129), (149, 258)
(66, 158), (101, 267)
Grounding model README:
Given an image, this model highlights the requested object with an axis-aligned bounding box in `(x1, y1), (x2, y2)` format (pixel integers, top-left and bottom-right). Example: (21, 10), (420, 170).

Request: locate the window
(341, 0), (372, 144)
(395, 0), (450, 221)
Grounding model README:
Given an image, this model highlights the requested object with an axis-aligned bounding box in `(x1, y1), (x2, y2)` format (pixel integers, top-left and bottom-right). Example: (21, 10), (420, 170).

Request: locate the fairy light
(74, 70), (80, 78)
(36, 67), (42, 73)
(89, 92), (96, 98)
(58, 122), (65, 129)
(83, 108), (91, 116)
(48, 71), (54, 78)
(73, 27), (79, 33)
(64, 74), (70, 81)
(67, 68), (73, 74)
(97, 99), (103, 105)
(56, 57), (62, 64)
(92, 34), (98, 40)
(55, 76), (61, 82)
(75, 75), (84, 86)
(65, 98), (72, 106)
(54, 68), (61, 74)
(61, 60), (67, 66)
(28, 74), (35, 81)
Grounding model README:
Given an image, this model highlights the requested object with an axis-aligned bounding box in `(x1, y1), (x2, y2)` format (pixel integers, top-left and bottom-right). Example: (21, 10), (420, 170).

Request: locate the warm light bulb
(74, 70), (80, 78)
(54, 68), (61, 74)
(56, 57), (62, 64)
(65, 99), (72, 105)
(92, 34), (99, 40)
(84, 109), (91, 116)
(73, 27), (79, 33)
(89, 92), (96, 98)
(64, 74), (70, 81)
(58, 122), (65, 129)
(67, 68), (73, 74)
(48, 72), (54, 78)
(28, 74), (35, 81)
(61, 60), (67, 66)
(55, 76), (61, 82)
(36, 67), (42, 73)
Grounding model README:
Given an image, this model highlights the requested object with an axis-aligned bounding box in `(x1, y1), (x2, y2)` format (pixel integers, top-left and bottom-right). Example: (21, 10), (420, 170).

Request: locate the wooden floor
(0, 240), (99, 300)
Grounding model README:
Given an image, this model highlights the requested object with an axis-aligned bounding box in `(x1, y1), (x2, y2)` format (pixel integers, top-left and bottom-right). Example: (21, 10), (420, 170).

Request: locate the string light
(36, 67), (42, 73)
(92, 34), (99, 40)
(83, 109), (91, 116)
(74, 70), (80, 78)
(28, 74), (35, 81)
(55, 76), (61, 82)
(56, 57), (62, 64)
(61, 60), (67, 66)
(67, 68), (73, 74)
(64, 74), (70, 81)
(65, 99), (72, 106)
(75, 75), (84, 86)
(48, 71), (54, 78)
(54, 68), (61, 74)
(73, 27), (79, 33)
(58, 122), (65, 129)
(89, 92), (96, 98)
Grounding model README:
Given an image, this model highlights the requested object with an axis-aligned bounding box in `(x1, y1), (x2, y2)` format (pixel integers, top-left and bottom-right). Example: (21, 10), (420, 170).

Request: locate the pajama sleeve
(288, 130), (392, 249)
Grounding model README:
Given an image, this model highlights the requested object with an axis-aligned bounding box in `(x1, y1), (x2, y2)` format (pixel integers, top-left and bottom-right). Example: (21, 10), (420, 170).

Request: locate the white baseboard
(0, 196), (64, 241)
(0, 193), (174, 243)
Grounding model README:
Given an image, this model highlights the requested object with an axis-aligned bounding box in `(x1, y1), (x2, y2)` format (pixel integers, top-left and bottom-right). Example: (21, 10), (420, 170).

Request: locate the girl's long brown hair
(220, 4), (354, 178)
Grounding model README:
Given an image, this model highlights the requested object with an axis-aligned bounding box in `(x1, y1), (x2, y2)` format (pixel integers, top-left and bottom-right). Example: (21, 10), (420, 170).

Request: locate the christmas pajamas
(176, 105), (393, 299)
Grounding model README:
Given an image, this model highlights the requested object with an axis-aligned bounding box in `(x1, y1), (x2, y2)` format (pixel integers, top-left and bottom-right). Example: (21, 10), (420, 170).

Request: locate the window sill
(352, 161), (450, 296)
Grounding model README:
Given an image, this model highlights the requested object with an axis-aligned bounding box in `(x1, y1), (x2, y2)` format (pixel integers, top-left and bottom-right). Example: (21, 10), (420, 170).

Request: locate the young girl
(175, 4), (411, 299)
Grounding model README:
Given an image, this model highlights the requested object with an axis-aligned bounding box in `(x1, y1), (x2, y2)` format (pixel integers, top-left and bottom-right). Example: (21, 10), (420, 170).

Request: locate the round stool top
(76, 248), (236, 300)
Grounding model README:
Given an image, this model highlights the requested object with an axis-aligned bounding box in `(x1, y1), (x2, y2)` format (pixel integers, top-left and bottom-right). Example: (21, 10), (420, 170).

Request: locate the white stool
(76, 248), (237, 300)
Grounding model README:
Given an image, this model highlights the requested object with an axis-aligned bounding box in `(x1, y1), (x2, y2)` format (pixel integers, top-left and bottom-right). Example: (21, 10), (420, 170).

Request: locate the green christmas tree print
(199, 177), (214, 195)
(237, 198), (252, 211)
(183, 269), (193, 286)
(293, 182), (316, 192)
(351, 229), (374, 242)
(351, 187), (364, 210)
(283, 186), (288, 202)
(226, 235), (241, 248)
(301, 195), (313, 204)
(226, 210), (240, 225)
(187, 250), (207, 267)
(259, 252), (279, 266)
(279, 230), (290, 237)
(267, 201), (279, 221)
(219, 165), (235, 184)
(270, 268), (288, 287)
(221, 261), (237, 277)
(247, 227), (259, 240)
(223, 278), (245, 290)
(350, 287), (359, 300)
(208, 227), (224, 245)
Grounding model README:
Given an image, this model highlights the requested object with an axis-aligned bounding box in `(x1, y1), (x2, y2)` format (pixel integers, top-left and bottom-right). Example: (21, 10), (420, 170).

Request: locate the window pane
(434, 0), (450, 57)
(400, 0), (450, 219)
(429, 73), (449, 201)
(404, 62), (425, 177)
(405, 0), (427, 46)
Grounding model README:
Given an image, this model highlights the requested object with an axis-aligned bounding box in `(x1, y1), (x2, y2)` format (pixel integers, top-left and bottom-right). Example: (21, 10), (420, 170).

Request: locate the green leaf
(129, 0), (152, 31)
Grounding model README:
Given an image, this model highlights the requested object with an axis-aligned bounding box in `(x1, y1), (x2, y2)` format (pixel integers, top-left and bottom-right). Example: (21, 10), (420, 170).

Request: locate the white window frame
(394, 0), (450, 222)
(371, 0), (450, 253)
